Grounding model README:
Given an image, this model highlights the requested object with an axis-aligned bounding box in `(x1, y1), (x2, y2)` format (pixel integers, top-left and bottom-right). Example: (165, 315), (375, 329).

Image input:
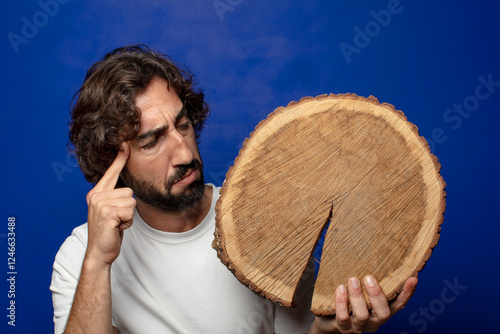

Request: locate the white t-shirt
(51, 185), (315, 333)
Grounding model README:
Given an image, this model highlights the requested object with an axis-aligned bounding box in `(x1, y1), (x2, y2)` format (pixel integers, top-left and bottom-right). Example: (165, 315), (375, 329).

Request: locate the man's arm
(64, 260), (113, 333)
(307, 275), (418, 334)
(63, 144), (135, 334)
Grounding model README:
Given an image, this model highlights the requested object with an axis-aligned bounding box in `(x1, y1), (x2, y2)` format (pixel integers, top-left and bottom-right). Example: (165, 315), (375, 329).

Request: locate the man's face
(121, 76), (205, 212)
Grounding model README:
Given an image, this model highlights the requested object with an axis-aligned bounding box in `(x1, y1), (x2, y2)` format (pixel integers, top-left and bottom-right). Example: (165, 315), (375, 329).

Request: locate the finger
(114, 206), (135, 230)
(390, 277), (418, 314)
(92, 205), (135, 230)
(92, 142), (130, 194)
(88, 188), (135, 207)
(87, 187), (134, 215)
(94, 197), (137, 213)
(334, 284), (351, 332)
(87, 193), (136, 230)
(363, 275), (391, 322)
(348, 277), (370, 325)
(90, 195), (136, 220)
(88, 187), (134, 203)
(118, 219), (133, 231)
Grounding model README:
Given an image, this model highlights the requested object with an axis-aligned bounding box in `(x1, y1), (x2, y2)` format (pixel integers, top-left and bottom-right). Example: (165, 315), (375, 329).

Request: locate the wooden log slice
(213, 94), (446, 316)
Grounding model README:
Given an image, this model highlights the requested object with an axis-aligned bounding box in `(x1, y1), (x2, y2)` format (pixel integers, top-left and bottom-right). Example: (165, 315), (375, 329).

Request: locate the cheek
(127, 151), (170, 181)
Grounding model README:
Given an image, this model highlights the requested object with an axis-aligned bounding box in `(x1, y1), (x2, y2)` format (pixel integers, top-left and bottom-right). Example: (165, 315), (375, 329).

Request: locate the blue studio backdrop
(1, 1), (499, 333)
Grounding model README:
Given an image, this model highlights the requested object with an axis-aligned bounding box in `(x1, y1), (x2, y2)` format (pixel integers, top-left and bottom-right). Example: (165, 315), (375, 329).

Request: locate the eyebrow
(136, 105), (187, 142)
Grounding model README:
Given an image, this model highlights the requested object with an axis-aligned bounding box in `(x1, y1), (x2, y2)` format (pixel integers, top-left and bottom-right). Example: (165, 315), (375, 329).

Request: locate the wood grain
(213, 94), (446, 316)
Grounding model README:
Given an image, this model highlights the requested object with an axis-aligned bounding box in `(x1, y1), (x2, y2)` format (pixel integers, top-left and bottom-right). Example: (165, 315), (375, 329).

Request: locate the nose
(169, 129), (194, 167)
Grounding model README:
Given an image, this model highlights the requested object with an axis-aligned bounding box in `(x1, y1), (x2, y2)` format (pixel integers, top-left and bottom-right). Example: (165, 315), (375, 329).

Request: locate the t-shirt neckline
(132, 184), (219, 244)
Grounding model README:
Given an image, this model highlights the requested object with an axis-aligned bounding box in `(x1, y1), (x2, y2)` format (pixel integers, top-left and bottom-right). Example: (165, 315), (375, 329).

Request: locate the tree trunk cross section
(213, 94), (446, 316)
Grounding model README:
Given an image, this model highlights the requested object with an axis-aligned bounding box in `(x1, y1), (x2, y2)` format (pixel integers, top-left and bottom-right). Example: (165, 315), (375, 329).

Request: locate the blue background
(1, 0), (499, 333)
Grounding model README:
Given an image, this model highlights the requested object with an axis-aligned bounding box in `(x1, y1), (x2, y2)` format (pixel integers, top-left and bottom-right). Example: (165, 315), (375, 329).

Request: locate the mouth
(173, 168), (197, 187)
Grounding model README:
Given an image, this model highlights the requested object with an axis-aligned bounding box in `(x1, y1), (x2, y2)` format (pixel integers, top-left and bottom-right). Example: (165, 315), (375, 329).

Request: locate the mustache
(167, 159), (203, 187)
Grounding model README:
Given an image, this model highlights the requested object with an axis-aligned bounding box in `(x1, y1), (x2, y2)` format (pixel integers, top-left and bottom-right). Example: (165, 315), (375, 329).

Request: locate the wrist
(82, 254), (113, 273)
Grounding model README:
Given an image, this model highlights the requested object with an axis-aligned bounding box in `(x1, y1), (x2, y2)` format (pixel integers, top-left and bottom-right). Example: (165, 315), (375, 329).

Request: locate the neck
(135, 185), (213, 232)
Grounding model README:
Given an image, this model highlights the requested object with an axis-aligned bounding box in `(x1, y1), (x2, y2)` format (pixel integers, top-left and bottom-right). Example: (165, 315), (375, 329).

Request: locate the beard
(121, 158), (205, 213)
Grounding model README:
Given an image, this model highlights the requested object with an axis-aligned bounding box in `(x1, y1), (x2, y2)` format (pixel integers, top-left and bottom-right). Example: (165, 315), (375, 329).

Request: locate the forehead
(135, 76), (183, 132)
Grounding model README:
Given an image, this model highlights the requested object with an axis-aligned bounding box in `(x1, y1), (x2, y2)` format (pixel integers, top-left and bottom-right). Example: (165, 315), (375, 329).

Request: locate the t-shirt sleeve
(50, 224), (88, 334)
(273, 258), (316, 333)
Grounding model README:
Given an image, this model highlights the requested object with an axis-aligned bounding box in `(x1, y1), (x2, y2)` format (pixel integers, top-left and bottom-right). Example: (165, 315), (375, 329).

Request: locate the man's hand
(85, 143), (136, 267)
(309, 276), (418, 334)
(64, 143), (134, 334)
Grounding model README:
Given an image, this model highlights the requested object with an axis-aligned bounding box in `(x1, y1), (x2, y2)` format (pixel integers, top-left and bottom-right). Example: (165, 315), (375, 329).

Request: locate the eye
(142, 136), (159, 150)
(176, 117), (192, 133)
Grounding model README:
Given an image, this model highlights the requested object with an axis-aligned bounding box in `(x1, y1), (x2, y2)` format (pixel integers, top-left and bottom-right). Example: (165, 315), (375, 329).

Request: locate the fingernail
(349, 277), (359, 288)
(338, 284), (346, 293)
(412, 280), (418, 290)
(365, 275), (376, 287)
(120, 143), (126, 151)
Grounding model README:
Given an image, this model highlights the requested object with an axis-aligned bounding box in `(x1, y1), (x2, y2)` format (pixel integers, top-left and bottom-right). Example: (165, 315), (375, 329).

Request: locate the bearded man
(51, 45), (417, 334)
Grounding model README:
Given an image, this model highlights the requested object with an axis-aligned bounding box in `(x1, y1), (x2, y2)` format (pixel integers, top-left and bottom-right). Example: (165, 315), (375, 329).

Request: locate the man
(51, 45), (417, 334)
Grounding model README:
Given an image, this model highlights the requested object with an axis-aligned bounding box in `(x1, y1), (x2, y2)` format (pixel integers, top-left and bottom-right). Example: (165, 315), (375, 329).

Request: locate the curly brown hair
(69, 45), (209, 185)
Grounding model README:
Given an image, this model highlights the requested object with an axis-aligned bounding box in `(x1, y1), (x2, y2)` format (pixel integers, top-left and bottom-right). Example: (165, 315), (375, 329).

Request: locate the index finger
(93, 142), (130, 192)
